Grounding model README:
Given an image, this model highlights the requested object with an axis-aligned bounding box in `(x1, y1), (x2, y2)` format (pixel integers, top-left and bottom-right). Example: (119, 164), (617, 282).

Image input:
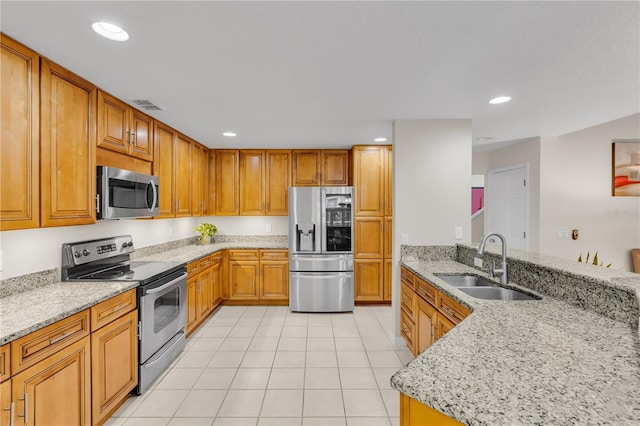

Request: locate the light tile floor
(107, 305), (412, 426)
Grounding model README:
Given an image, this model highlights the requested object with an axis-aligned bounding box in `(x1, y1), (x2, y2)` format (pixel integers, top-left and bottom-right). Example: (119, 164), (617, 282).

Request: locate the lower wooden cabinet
(416, 298), (438, 354)
(383, 259), (392, 301)
(187, 253), (224, 336)
(400, 393), (464, 426)
(260, 260), (289, 300)
(12, 336), (91, 425)
(227, 250), (289, 303)
(435, 313), (455, 340)
(354, 259), (384, 302)
(91, 310), (138, 424)
(186, 275), (200, 335)
(229, 260), (260, 300)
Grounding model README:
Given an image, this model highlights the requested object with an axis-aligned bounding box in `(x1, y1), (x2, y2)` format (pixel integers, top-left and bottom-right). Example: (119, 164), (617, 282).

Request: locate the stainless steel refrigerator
(289, 186), (354, 312)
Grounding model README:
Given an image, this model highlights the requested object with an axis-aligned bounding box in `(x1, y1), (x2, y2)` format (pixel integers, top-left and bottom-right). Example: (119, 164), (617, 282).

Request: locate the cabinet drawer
(400, 266), (415, 290)
(415, 277), (437, 306)
(187, 260), (199, 276)
(260, 250), (288, 261)
(198, 255), (212, 270)
(400, 282), (416, 319)
(400, 309), (416, 354)
(91, 289), (137, 331)
(210, 251), (223, 265)
(437, 292), (471, 325)
(0, 344), (9, 383)
(229, 249), (259, 261)
(11, 309), (90, 374)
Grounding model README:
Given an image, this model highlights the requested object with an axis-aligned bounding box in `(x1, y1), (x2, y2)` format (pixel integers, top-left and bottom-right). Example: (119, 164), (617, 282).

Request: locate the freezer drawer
(289, 254), (354, 272)
(290, 271), (354, 312)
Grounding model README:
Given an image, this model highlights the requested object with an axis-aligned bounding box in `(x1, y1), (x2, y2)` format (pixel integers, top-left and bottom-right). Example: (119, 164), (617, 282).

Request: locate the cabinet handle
(3, 402), (14, 426)
(441, 306), (459, 321)
(49, 331), (75, 345)
(176, 199), (180, 212)
(112, 302), (130, 313)
(17, 394), (27, 424)
(95, 195), (100, 213)
(130, 131), (136, 145)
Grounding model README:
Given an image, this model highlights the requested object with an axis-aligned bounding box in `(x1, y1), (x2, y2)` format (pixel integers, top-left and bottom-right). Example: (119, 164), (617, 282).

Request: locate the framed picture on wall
(612, 140), (640, 196)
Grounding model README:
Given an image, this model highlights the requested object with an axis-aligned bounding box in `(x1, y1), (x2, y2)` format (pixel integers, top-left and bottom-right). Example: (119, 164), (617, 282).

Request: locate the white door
(487, 165), (528, 250)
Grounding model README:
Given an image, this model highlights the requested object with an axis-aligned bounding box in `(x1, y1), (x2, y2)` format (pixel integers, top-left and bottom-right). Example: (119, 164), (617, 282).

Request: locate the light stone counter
(0, 281), (138, 345)
(135, 241), (288, 264)
(391, 260), (640, 425)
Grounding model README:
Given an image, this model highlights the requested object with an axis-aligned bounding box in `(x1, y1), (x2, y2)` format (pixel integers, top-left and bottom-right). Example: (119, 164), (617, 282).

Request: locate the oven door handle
(147, 180), (158, 212)
(144, 273), (186, 295)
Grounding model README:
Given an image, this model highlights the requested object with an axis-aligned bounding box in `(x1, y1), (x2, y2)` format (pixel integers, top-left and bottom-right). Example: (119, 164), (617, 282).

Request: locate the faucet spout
(477, 232), (508, 284)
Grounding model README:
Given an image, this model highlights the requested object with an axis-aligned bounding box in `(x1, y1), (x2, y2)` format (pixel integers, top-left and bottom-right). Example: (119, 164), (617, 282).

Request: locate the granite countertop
(0, 281), (138, 345)
(135, 241), (288, 264)
(392, 260), (640, 425)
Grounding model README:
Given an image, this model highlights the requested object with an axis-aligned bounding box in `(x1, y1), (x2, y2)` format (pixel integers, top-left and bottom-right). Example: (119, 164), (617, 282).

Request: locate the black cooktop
(75, 261), (184, 286)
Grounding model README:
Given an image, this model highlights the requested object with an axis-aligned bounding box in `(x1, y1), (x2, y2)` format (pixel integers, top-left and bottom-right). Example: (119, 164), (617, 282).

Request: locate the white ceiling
(2, 1), (638, 150)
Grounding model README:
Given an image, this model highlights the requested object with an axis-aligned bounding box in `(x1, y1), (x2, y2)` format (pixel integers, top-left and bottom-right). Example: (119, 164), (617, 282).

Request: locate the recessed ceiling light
(489, 96), (511, 105)
(374, 137), (387, 142)
(222, 132), (237, 137)
(92, 22), (129, 41)
(475, 137), (493, 142)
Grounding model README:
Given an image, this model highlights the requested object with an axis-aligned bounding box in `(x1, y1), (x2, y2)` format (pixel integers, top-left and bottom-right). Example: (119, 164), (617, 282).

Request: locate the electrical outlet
(266, 224), (272, 233)
(474, 257), (483, 268)
(455, 226), (463, 240)
(401, 233), (409, 244)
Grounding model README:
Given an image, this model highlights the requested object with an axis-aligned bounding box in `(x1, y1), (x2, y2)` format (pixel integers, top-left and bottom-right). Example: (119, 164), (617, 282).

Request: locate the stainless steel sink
(435, 274), (539, 301)
(436, 274), (497, 287)
(457, 286), (539, 301)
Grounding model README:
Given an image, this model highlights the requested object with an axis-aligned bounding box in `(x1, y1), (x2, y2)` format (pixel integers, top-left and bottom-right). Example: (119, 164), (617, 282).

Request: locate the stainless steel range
(61, 235), (187, 394)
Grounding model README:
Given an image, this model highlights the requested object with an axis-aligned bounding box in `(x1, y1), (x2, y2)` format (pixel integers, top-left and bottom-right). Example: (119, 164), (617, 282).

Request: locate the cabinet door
(260, 261), (289, 300)
(384, 145), (393, 216)
(383, 258), (392, 302)
(191, 143), (203, 217)
(352, 146), (385, 216)
(265, 150), (291, 216)
(354, 259), (384, 302)
(383, 217), (392, 259)
(322, 150), (349, 186)
(40, 59), (96, 227)
(400, 393), (464, 426)
(97, 90), (129, 154)
(240, 150), (265, 215)
(175, 134), (192, 216)
(435, 313), (455, 340)
(130, 109), (154, 161)
(186, 276), (200, 336)
(200, 146), (209, 215)
(354, 217), (384, 259)
(292, 150), (321, 186)
(214, 150), (240, 215)
(199, 268), (214, 319)
(212, 261), (222, 306)
(153, 122), (176, 218)
(0, 35), (40, 231)
(228, 261), (260, 300)
(0, 379), (10, 426)
(91, 310), (138, 425)
(416, 298), (437, 354)
(399, 309), (416, 355)
(12, 336), (91, 426)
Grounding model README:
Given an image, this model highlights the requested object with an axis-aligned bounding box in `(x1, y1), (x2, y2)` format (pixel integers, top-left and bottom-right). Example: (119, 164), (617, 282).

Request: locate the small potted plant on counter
(194, 222), (217, 245)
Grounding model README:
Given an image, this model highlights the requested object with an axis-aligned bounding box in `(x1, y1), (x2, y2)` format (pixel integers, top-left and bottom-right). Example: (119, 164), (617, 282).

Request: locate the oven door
(139, 271), (187, 362)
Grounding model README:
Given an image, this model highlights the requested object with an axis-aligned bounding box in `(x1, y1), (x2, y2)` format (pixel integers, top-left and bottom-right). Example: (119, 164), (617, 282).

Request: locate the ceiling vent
(131, 99), (162, 111)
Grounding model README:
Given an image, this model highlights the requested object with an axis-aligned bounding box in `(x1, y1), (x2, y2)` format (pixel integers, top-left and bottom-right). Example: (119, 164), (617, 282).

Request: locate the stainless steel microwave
(97, 166), (159, 219)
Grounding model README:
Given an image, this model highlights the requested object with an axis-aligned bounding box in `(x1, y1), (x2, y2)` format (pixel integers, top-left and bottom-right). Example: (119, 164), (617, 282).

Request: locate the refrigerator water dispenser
(296, 223), (316, 251)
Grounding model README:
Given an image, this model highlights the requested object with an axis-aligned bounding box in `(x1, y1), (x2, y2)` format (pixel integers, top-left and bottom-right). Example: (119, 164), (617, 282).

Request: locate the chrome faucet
(477, 232), (508, 284)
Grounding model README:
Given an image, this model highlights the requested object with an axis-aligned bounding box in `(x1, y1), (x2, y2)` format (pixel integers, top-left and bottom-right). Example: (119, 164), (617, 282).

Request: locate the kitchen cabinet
(153, 122), (177, 218)
(91, 309), (138, 424)
(400, 393), (464, 426)
(265, 150), (291, 215)
(40, 58), (97, 227)
(186, 275), (200, 336)
(354, 259), (384, 302)
(399, 267), (471, 356)
(0, 343), (10, 426)
(384, 145), (393, 216)
(228, 250), (260, 300)
(186, 253), (223, 336)
(191, 142), (209, 216)
(321, 149), (350, 186)
(292, 150), (321, 186)
(0, 35), (40, 231)
(214, 150), (240, 215)
(383, 217), (392, 259)
(259, 250), (289, 301)
(352, 146), (385, 216)
(383, 259), (392, 301)
(240, 150), (266, 215)
(96, 90), (153, 162)
(354, 217), (384, 259)
(175, 134), (192, 217)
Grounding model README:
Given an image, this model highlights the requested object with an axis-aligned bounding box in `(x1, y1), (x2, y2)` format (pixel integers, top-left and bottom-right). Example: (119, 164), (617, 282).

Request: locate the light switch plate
(455, 226), (463, 240)
(474, 257), (483, 268)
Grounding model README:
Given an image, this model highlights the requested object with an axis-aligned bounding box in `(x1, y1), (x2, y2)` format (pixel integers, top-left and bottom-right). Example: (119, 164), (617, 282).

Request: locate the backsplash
(400, 245), (456, 262)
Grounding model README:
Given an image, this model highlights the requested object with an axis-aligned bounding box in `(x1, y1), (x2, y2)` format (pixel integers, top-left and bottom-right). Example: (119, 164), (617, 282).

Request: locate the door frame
(486, 163), (530, 251)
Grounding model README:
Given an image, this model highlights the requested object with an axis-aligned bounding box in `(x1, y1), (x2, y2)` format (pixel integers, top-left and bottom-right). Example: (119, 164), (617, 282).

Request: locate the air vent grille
(131, 99), (162, 111)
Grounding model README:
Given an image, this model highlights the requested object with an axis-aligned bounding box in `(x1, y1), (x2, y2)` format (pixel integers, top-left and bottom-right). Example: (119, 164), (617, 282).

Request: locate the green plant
(194, 223), (217, 244)
(578, 251), (612, 268)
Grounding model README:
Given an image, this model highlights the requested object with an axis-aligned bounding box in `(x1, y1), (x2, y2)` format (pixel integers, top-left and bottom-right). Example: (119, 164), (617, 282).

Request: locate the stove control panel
(62, 235), (135, 266)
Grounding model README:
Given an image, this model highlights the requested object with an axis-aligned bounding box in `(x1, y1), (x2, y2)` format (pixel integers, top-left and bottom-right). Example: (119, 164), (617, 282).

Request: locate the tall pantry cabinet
(352, 145), (393, 302)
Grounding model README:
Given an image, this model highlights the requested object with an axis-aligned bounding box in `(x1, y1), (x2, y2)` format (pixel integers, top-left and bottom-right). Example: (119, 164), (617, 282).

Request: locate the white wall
(0, 216), (288, 280)
(539, 114), (640, 271)
(392, 119), (472, 340)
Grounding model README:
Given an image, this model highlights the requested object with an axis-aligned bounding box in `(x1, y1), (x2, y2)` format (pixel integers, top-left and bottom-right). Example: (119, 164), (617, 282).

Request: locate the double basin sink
(435, 274), (539, 301)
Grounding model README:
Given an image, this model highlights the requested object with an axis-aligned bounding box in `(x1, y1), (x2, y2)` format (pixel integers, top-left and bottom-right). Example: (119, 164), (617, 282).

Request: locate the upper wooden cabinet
(0, 35), (40, 231)
(97, 90), (153, 161)
(265, 150), (291, 215)
(153, 122), (176, 218)
(385, 145), (393, 216)
(214, 150), (240, 215)
(191, 142), (209, 216)
(40, 58), (97, 227)
(322, 150), (350, 186)
(240, 150), (266, 215)
(175, 134), (192, 217)
(292, 149), (350, 187)
(352, 146), (386, 216)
